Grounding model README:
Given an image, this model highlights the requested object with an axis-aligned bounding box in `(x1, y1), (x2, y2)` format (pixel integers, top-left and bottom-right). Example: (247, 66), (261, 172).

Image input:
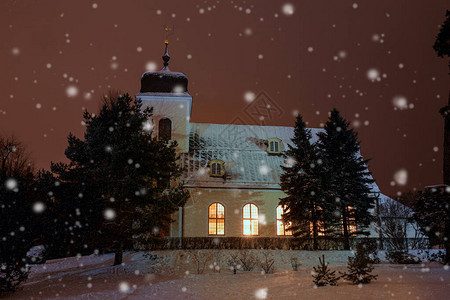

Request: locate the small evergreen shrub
(312, 255), (338, 286)
(340, 243), (378, 284)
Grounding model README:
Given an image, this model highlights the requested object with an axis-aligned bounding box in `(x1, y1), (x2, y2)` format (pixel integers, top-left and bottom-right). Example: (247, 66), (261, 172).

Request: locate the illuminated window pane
(276, 205), (283, 219)
(209, 203), (216, 218)
(310, 206), (326, 236)
(276, 205), (292, 236)
(277, 220), (284, 235)
(209, 221), (217, 235)
(217, 203), (225, 218)
(217, 219), (225, 235)
(208, 202), (225, 235)
(243, 203), (259, 236)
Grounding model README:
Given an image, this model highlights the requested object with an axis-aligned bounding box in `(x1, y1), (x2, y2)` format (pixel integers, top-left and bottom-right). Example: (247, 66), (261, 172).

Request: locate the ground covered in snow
(7, 250), (450, 299)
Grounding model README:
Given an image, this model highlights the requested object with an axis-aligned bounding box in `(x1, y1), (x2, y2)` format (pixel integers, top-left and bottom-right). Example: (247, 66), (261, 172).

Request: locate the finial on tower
(162, 25), (173, 70)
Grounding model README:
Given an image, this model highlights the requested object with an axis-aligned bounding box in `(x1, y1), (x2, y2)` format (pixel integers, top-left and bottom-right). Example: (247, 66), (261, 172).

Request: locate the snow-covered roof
(180, 123), (323, 188)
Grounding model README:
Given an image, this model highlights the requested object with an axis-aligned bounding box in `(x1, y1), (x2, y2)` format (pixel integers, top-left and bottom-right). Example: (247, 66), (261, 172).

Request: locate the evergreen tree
(312, 255), (338, 286)
(317, 108), (376, 250)
(0, 136), (35, 293)
(340, 242), (378, 284)
(279, 114), (325, 250)
(49, 93), (188, 265)
(432, 10), (450, 186)
(413, 187), (450, 264)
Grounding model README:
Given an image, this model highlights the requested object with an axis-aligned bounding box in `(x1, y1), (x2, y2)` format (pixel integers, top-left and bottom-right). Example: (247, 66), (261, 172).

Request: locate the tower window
(208, 203), (225, 235)
(267, 138), (282, 154)
(276, 205), (292, 236)
(158, 118), (172, 140)
(209, 160), (225, 177)
(243, 203), (259, 235)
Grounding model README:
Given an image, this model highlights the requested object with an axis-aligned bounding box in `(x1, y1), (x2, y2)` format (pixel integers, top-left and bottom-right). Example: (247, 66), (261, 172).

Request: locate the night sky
(1, 0), (449, 196)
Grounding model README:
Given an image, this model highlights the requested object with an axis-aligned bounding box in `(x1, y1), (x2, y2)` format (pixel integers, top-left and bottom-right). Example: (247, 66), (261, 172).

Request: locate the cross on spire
(162, 25), (174, 70)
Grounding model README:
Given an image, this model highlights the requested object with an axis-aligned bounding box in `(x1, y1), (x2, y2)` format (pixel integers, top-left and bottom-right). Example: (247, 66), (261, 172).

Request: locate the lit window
(243, 203), (259, 235)
(267, 138), (282, 154)
(276, 205), (292, 236)
(158, 118), (172, 140)
(342, 206), (357, 236)
(209, 160), (225, 177)
(208, 203), (225, 235)
(310, 206), (326, 236)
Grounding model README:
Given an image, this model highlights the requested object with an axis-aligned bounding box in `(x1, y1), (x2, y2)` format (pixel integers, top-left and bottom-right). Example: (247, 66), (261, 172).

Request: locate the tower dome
(140, 41), (188, 93)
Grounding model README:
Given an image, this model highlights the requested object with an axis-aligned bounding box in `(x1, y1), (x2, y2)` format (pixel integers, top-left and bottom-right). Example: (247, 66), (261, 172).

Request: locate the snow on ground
(8, 250), (450, 299)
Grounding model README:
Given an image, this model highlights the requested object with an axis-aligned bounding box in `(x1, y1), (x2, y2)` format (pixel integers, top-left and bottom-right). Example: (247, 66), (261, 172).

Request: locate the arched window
(243, 203), (259, 235)
(209, 160), (225, 177)
(208, 203), (225, 235)
(342, 206), (357, 236)
(276, 205), (292, 236)
(267, 138), (282, 154)
(158, 118), (172, 140)
(310, 206), (326, 236)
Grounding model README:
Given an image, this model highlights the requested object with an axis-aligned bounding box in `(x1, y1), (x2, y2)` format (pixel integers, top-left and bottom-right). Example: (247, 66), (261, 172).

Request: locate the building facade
(136, 42), (420, 243)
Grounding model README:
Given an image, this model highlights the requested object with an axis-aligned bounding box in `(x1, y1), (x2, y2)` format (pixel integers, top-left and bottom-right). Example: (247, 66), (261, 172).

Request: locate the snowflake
(145, 61), (157, 71)
(118, 281), (130, 293)
(392, 95), (408, 110)
(282, 3), (294, 16)
(255, 287), (268, 299)
(393, 169), (408, 186)
(104, 208), (116, 220)
(5, 178), (18, 190)
(366, 69), (380, 81)
(66, 85), (79, 98)
(33, 202), (45, 213)
(244, 91), (255, 103)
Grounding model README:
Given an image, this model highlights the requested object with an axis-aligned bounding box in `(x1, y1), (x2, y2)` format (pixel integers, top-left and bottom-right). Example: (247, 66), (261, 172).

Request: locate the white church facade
(136, 41), (421, 245)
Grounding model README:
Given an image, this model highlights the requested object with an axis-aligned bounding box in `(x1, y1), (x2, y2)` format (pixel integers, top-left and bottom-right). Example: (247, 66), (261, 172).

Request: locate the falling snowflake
(66, 85), (79, 98)
(142, 121), (153, 132)
(118, 281), (130, 293)
(393, 169), (408, 186)
(5, 178), (18, 190)
(392, 95), (408, 110)
(282, 3), (294, 15)
(366, 68), (380, 81)
(352, 3), (358, 9)
(11, 47), (20, 55)
(255, 288), (268, 299)
(259, 165), (270, 175)
(104, 208), (116, 220)
(244, 91), (255, 102)
(33, 202), (45, 213)
(92, 3), (98, 9)
(145, 61), (157, 71)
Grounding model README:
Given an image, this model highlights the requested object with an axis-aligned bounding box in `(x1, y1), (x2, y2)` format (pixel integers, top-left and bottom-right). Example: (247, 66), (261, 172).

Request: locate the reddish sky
(0, 0), (448, 196)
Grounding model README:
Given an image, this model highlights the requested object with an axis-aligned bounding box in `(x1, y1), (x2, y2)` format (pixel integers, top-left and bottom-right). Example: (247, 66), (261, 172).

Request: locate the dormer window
(209, 160), (225, 177)
(267, 138), (282, 154)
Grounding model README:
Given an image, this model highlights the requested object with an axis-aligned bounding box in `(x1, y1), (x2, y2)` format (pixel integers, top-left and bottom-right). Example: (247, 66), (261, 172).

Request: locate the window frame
(310, 206), (326, 237)
(242, 203), (259, 236)
(158, 117), (172, 141)
(342, 206), (357, 236)
(276, 205), (292, 236)
(267, 138), (282, 154)
(208, 202), (225, 236)
(209, 159), (225, 177)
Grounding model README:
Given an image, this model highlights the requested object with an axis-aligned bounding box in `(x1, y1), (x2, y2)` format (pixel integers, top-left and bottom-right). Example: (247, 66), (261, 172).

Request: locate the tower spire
(162, 25), (171, 71)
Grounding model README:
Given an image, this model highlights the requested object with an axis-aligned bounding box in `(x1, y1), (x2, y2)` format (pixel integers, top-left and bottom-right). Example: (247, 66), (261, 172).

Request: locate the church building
(136, 41), (418, 242)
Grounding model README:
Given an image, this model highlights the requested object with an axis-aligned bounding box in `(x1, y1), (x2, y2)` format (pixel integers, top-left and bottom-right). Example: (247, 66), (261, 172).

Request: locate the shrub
(258, 250), (275, 274)
(188, 250), (212, 274)
(386, 250), (421, 264)
(227, 252), (241, 274)
(238, 250), (257, 271)
(290, 256), (300, 271)
(312, 255), (338, 287)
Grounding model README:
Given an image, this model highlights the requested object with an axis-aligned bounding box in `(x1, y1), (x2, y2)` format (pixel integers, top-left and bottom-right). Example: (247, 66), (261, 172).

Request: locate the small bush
(238, 250), (257, 271)
(386, 250), (421, 264)
(290, 256), (300, 271)
(227, 252), (241, 274)
(258, 250), (275, 274)
(211, 250), (224, 273)
(188, 250), (212, 274)
(312, 255), (338, 287)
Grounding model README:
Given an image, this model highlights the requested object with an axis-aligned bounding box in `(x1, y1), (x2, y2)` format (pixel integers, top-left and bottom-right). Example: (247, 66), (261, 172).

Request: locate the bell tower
(136, 38), (192, 153)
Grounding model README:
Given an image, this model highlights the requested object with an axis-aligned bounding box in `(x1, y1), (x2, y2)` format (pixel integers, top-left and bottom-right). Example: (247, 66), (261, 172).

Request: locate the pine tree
(48, 93), (188, 265)
(432, 10), (450, 186)
(312, 255), (338, 286)
(279, 114), (326, 250)
(413, 187), (450, 264)
(0, 136), (35, 293)
(340, 243), (378, 284)
(317, 108), (376, 250)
